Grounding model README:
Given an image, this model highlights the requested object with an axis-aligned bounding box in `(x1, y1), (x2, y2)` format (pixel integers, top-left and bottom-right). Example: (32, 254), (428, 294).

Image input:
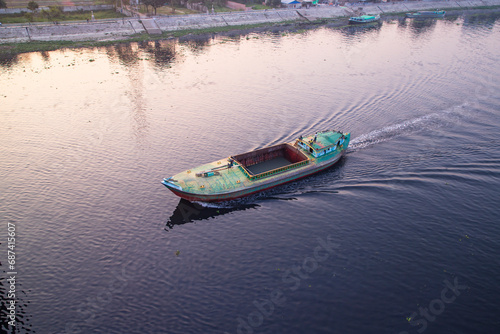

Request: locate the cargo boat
(161, 130), (350, 202)
(348, 14), (380, 24)
(405, 10), (445, 18)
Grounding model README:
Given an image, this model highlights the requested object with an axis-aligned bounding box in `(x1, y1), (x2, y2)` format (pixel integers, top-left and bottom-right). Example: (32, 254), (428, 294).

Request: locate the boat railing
(300, 139), (317, 152)
(235, 162), (253, 179)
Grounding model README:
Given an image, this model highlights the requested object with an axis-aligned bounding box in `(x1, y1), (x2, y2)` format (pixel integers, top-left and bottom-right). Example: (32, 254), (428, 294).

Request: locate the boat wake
(348, 102), (472, 152)
(185, 103), (473, 205)
(192, 201), (238, 209)
(193, 196), (264, 209)
(193, 187), (300, 208)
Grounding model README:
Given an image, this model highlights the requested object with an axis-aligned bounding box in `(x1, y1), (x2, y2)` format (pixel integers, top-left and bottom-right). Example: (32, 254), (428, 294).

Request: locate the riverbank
(0, 21), (313, 56)
(1, 0), (500, 55)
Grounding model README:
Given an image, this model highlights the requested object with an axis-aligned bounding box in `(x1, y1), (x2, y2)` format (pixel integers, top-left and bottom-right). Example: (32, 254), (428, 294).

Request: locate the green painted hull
(406, 11), (445, 18)
(162, 131), (350, 202)
(349, 15), (380, 24)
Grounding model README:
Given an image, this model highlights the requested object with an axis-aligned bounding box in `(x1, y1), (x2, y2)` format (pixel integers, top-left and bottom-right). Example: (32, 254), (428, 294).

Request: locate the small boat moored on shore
(349, 14), (380, 24)
(405, 10), (446, 18)
(162, 130), (350, 202)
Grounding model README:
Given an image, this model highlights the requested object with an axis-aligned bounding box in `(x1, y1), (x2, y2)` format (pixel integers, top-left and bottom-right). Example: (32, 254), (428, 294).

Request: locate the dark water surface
(1, 13), (500, 334)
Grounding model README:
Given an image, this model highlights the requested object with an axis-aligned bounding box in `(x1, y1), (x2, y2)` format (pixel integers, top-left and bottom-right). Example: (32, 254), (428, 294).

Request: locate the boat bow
(162, 177), (183, 191)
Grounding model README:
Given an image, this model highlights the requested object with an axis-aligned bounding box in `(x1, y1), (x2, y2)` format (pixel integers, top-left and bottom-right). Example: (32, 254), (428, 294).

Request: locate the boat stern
(343, 132), (351, 151)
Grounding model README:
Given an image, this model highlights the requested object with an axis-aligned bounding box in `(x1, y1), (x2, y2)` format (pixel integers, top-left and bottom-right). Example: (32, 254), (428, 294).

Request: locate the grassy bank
(385, 5), (500, 17)
(137, 4), (199, 16)
(0, 9), (126, 24)
(0, 18), (343, 56)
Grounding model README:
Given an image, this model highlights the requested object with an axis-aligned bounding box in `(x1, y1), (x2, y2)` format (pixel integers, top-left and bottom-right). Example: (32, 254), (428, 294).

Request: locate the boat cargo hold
(162, 130), (350, 202)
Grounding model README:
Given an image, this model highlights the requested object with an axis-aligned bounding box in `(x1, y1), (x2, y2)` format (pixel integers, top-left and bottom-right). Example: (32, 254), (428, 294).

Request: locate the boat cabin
(296, 130), (345, 158)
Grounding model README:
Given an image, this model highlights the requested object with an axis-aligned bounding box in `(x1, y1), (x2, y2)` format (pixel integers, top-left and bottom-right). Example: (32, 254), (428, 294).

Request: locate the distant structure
(130, 0), (140, 12)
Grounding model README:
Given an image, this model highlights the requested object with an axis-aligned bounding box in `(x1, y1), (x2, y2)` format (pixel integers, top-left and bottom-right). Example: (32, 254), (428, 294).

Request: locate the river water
(1, 12), (500, 334)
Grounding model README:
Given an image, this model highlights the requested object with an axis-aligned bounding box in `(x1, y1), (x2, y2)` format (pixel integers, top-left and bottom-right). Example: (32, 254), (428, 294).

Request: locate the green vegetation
(169, 22), (274, 37)
(0, 9), (125, 23)
(442, 5), (500, 10)
(2, 4), (500, 57)
(265, 0), (281, 7)
(388, 5), (500, 17)
(210, 5), (236, 12)
(228, 0), (279, 8)
(27, 0), (38, 12)
(4, 0), (100, 8)
(202, 0), (228, 8)
(250, 4), (272, 10)
(0, 20), (308, 55)
(0, 40), (76, 55)
(41, 5), (62, 19)
(138, 4), (199, 15)
(142, 0), (168, 15)
(1, 0), (8, 9)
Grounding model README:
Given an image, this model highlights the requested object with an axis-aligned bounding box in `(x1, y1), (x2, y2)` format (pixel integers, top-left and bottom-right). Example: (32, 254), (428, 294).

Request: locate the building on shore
(281, 0), (320, 8)
(281, 0), (303, 8)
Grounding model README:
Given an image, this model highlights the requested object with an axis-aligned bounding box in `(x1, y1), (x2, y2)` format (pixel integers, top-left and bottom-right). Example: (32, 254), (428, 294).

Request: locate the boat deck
(246, 156), (293, 175)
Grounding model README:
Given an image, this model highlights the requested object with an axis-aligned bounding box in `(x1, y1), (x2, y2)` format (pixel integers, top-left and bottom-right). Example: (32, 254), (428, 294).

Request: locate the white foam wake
(348, 103), (471, 152)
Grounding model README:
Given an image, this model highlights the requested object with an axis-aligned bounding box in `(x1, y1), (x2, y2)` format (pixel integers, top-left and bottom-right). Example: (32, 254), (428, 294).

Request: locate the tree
(204, 0), (227, 7)
(27, 1), (39, 13)
(265, 0), (281, 7)
(170, 0), (181, 13)
(24, 12), (35, 22)
(101, 0), (117, 6)
(0, 0), (7, 9)
(142, 0), (168, 15)
(42, 6), (63, 20)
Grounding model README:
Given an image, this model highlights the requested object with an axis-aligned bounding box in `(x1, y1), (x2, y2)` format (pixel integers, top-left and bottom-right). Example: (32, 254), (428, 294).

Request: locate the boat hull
(406, 11), (445, 18)
(163, 150), (346, 202)
(348, 19), (378, 24)
(348, 15), (380, 24)
(162, 130), (350, 202)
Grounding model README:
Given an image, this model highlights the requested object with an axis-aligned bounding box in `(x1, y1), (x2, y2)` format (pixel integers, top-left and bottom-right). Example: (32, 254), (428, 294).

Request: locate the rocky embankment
(1, 0), (500, 44)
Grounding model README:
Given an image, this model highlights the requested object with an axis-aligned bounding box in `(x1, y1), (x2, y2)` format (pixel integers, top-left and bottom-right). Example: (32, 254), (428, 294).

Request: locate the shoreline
(1, 2), (500, 56)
